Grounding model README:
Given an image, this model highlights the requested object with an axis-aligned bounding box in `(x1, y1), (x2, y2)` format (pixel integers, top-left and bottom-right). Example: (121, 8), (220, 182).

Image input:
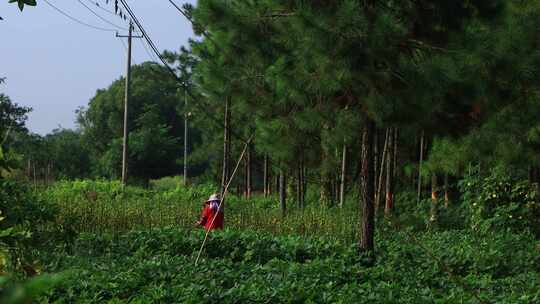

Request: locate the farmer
(196, 193), (224, 230)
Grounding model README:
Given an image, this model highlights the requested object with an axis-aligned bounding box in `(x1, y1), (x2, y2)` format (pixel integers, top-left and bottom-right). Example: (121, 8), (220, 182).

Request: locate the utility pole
(116, 22), (142, 186)
(184, 87), (188, 186)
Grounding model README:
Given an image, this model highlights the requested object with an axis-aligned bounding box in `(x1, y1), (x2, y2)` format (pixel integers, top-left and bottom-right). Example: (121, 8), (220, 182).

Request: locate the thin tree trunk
(296, 163), (302, 208)
(26, 159), (31, 180)
(360, 119), (375, 254)
(245, 143), (252, 199)
(376, 128), (390, 212)
(444, 173), (449, 207)
(430, 174), (438, 224)
(46, 161), (50, 187)
(274, 174), (279, 196)
(417, 130), (425, 203)
(221, 97), (231, 194)
(279, 167), (287, 217)
(320, 147), (332, 207)
(385, 128), (395, 215)
(393, 128), (398, 180)
(339, 143), (347, 208)
(302, 159), (307, 208)
(373, 130), (379, 205)
(263, 154), (269, 197)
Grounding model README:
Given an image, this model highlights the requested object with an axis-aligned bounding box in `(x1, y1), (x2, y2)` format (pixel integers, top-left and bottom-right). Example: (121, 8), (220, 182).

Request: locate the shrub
(459, 168), (540, 235)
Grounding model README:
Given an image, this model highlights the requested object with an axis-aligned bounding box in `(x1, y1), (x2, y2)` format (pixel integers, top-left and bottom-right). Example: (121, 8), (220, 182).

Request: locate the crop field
(33, 228), (540, 303)
(0, 179), (538, 303)
(5, 0), (540, 303)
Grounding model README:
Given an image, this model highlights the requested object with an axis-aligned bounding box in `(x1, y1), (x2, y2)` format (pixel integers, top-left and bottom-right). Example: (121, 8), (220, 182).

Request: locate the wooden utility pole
(116, 23), (142, 186)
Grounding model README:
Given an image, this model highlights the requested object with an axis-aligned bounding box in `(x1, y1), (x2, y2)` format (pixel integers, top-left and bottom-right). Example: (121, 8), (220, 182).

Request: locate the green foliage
(460, 168), (540, 235)
(7, 0), (36, 11)
(77, 62), (202, 182)
(0, 179), (53, 230)
(0, 273), (63, 304)
(0, 94), (31, 137)
(0, 180), (55, 275)
(33, 228), (540, 303)
(41, 180), (356, 241)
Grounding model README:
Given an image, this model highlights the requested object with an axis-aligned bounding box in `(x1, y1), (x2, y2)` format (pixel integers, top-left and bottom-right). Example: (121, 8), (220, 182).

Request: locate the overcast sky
(0, 0), (196, 135)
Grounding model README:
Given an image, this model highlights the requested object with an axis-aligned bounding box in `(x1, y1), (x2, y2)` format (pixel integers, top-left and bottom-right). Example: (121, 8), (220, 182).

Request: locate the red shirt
(200, 201), (224, 230)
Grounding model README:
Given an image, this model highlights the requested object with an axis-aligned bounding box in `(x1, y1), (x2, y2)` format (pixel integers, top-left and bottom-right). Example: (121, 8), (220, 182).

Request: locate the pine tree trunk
(279, 167), (287, 217)
(417, 130), (425, 203)
(301, 159), (307, 208)
(385, 128), (395, 215)
(245, 143), (252, 199)
(221, 97), (231, 194)
(339, 143), (347, 208)
(263, 154), (269, 197)
(376, 128), (390, 213)
(46, 161), (50, 187)
(430, 174), (438, 225)
(320, 147), (332, 207)
(26, 159), (31, 180)
(33, 162), (37, 189)
(373, 130), (379, 205)
(444, 173), (449, 207)
(359, 119), (375, 254)
(320, 174), (331, 207)
(393, 128), (398, 180)
(274, 174), (279, 196)
(296, 163), (302, 208)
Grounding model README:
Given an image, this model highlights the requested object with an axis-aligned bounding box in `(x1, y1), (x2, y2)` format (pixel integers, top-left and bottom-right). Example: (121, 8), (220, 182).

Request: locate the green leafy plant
(459, 168), (540, 235)
(8, 0), (36, 11)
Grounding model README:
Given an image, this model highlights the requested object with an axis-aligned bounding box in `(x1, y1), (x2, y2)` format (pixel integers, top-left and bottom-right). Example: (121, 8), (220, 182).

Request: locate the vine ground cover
(34, 228), (540, 303)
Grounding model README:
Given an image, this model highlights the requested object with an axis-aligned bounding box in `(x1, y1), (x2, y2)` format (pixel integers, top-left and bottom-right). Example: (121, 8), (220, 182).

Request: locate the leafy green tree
(188, 0), (507, 255)
(78, 62), (200, 183)
(42, 129), (90, 179)
(0, 94), (31, 138)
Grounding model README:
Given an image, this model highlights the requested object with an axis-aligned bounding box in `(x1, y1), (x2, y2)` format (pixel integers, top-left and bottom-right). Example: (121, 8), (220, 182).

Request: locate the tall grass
(41, 180), (361, 243)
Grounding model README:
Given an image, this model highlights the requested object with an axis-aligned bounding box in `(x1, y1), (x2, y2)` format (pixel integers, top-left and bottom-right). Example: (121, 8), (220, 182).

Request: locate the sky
(0, 0), (196, 135)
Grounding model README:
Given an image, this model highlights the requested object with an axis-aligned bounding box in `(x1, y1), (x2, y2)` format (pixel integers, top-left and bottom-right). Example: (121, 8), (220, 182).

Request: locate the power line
(119, 37), (128, 51)
(120, 0), (325, 187)
(119, 0), (251, 145)
(167, 0), (221, 52)
(77, 0), (128, 31)
(42, 0), (117, 32)
(83, 0), (119, 17)
(139, 38), (159, 63)
(167, 0), (193, 23)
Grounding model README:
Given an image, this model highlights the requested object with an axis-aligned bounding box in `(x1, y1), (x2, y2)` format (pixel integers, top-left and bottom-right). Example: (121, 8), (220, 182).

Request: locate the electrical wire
(139, 38), (159, 63)
(119, 37), (128, 52)
(119, 0), (251, 146)
(42, 0), (117, 32)
(167, 0), (193, 23)
(167, 0), (220, 51)
(77, 0), (128, 30)
(83, 0), (119, 17)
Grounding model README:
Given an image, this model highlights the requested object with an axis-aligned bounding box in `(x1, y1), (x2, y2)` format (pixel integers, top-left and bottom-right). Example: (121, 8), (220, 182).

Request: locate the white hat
(206, 193), (221, 202)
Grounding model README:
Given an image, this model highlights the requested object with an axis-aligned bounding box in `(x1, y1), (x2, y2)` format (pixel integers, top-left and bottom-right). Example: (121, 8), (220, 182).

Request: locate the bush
(0, 180), (55, 229)
(459, 168), (540, 236)
(0, 180), (57, 276)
